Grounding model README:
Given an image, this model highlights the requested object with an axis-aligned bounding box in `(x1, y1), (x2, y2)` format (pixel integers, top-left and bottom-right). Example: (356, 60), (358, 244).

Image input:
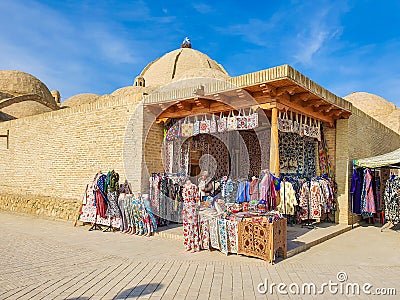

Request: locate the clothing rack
(301, 178), (315, 229)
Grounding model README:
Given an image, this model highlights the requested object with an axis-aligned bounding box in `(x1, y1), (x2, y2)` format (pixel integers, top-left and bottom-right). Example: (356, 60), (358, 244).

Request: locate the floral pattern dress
(361, 169), (376, 218)
(182, 183), (200, 251)
(384, 176), (400, 223)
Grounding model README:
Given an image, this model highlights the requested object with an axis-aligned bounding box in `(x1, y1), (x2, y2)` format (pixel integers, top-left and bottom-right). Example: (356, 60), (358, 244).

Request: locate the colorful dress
(361, 169), (376, 218)
(143, 196), (158, 234)
(249, 178), (259, 201)
(182, 183), (200, 251)
(80, 174), (100, 223)
(384, 176), (400, 223)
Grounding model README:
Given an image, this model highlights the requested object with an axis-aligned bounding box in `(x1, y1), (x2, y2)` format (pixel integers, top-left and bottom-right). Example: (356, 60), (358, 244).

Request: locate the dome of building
(344, 92), (396, 118)
(135, 45), (229, 88)
(1, 101), (54, 119)
(111, 86), (147, 100)
(0, 70), (55, 104)
(172, 67), (229, 82)
(344, 91), (400, 134)
(0, 70), (59, 120)
(61, 93), (100, 108)
(51, 90), (61, 105)
(385, 110), (400, 133)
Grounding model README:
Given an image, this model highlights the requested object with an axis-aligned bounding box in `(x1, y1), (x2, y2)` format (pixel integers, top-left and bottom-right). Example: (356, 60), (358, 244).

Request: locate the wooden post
(269, 107), (280, 176)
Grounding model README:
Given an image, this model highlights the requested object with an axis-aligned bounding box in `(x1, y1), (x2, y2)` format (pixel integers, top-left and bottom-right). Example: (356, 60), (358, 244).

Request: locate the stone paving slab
(1, 211), (400, 299)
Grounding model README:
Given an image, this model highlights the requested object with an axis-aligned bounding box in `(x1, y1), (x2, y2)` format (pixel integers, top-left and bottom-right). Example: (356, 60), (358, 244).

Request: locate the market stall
(352, 148), (400, 229)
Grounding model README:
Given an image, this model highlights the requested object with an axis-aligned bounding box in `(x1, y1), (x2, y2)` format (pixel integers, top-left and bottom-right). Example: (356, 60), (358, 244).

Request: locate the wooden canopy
(143, 64), (352, 126)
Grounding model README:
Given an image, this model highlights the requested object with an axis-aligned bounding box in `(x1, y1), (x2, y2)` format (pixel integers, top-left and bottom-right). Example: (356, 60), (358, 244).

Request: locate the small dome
(62, 93), (100, 107)
(111, 86), (147, 100)
(137, 47), (229, 88)
(385, 110), (400, 133)
(0, 70), (55, 104)
(344, 92), (400, 134)
(344, 92), (396, 117)
(0, 70), (58, 120)
(1, 101), (53, 119)
(51, 90), (61, 105)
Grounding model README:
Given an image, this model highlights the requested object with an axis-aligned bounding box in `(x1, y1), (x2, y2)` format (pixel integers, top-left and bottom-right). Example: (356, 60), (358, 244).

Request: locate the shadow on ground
(114, 283), (164, 299)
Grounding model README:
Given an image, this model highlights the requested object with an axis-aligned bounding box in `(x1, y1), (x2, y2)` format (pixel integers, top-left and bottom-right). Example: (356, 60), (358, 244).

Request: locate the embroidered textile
(227, 220), (238, 253)
(218, 217), (229, 255)
(209, 217), (220, 250)
(361, 169), (376, 218)
(384, 176), (400, 223)
(182, 183), (200, 251)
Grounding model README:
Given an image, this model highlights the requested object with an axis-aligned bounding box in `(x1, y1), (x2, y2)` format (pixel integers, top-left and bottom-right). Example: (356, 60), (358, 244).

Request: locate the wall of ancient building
(0, 93), (143, 221)
(335, 107), (400, 225)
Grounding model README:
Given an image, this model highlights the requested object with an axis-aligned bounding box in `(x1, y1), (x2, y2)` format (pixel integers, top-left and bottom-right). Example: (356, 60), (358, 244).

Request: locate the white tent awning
(354, 147), (400, 168)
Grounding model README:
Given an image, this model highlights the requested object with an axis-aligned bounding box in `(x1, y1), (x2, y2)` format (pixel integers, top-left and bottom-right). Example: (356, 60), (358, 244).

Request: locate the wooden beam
(144, 105), (163, 116)
(312, 104), (331, 113)
(176, 101), (192, 111)
(278, 97), (335, 124)
(269, 107), (280, 176)
(213, 93), (232, 104)
(304, 99), (320, 107)
(291, 92), (313, 102)
(194, 98), (210, 108)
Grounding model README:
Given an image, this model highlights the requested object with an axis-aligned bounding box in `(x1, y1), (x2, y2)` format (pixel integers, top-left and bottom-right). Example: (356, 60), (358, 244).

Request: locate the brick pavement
(0, 211), (399, 299)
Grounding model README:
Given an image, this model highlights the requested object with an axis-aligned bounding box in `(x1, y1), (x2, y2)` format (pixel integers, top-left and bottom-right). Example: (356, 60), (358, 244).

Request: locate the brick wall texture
(1, 96), (400, 224)
(335, 107), (400, 224)
(0, 93), (143, 220)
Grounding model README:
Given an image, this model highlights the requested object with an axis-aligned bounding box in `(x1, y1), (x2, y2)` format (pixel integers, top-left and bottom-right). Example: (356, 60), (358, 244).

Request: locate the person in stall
(197, 170), (214, 202)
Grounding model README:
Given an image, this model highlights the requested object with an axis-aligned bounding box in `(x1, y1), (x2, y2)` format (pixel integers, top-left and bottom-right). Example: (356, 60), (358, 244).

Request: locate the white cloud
(192, 3), (213, 14)
(0, 0), (159, 99)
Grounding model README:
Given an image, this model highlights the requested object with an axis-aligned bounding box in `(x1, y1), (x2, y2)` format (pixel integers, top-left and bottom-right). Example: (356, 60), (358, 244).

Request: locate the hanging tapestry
(227, 220), (238, 254)
(209, 218), (220, 250)
(318, 125), (334, 178)
(218, 217), (229, 255)
(279, 132), (316, 178)
(199, 217), (210, 250)
(384, 176), (400, 223)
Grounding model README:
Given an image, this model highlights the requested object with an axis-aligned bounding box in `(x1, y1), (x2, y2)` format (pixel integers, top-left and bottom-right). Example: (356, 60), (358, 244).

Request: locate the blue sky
(1, 0), (399, 106)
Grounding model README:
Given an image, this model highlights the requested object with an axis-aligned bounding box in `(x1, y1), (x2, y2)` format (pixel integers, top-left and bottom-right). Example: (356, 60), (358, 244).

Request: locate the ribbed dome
(62, 93), (100, 107)
(1, 101), (53, 119)
(344, 92), (400, 133)
(344, 92), (396, 117)
(0, 70), (55, 104)
(0, 70), (59, 120)
(137, 47), (229, 88)
(111, 86), (146, 99)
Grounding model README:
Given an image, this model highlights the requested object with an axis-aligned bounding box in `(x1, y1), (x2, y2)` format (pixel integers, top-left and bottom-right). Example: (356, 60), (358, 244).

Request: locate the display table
(237, 217), (287, 263)
(198, 209), (287, 263)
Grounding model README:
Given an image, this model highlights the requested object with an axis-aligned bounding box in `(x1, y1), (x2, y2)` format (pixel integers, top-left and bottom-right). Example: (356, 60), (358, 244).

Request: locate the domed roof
(344, 92), (400, 133)
(344, 92), (396, 117)
(0, 70), (59, 120)
(0, 70), (55, 104)
(172, 67), (229, 82)
(137, 47), (229, 88)
(61, 93), (100, 107)
(111, 86), (147, 99)
(1, 101), (53, 119)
